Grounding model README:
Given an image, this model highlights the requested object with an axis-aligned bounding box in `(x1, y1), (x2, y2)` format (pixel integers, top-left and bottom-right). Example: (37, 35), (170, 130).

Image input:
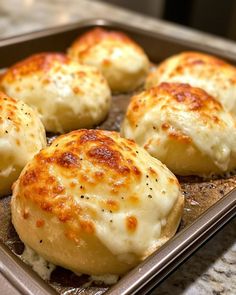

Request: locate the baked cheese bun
(68, 28), (150, 92)
(0, 92), (46, 196)
(0, 53), (111, 133)
(145, 51), (236, 115)
(121, 83), (236, 176)
(11, 129), (183, 275)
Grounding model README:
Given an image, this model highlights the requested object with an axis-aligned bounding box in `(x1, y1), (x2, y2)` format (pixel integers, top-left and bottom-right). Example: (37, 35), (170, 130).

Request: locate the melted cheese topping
(11, 129), (183, 275)
(121, 83), (236, 175)
(145, 51), (236, 116)
(0, 53), (111, 133)
(68, 28), (149, 92)
(0, 92), (46, 195)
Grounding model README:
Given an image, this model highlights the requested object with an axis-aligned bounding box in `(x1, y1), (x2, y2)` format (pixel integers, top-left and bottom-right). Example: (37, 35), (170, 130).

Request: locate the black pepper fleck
(80, 195), (84, 199)
(148, 194), (152, 198)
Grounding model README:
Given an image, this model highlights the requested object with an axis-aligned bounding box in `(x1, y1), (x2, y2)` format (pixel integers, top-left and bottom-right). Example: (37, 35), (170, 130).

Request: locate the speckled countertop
(0, 0), (235, 294)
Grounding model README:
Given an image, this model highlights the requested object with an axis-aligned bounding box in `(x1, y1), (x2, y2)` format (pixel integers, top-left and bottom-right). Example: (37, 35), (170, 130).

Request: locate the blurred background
(98, 0), (236, 40)
(0, 0), (236, 41)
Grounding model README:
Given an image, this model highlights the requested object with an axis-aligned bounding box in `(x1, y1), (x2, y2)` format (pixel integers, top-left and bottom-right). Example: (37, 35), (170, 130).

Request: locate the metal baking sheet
(0, 19), (235, 295)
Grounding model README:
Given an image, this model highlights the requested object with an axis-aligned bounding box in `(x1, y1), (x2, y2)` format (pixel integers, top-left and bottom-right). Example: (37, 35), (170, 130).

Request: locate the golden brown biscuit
(68, 28), (150, 92)
(1, 53), (111, 133)
(11, 129), (183, 275)
(145, 51), (236, 115)
(0, 92), (46, 196)
(121, 83), (236, 176)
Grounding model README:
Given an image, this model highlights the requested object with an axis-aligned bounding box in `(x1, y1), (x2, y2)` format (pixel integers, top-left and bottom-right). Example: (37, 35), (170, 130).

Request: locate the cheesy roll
(1, 53), (111, 133)
(121, 83), (236, 176)
(0, 92), (46, 196)
(145, 51), (236, 116)
(68, 28), (149, 92)
(11, 129), (183, 275)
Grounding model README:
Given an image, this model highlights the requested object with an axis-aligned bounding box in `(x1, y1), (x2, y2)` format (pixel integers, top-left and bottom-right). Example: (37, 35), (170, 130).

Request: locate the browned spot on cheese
(148, 167), (158, 176)
(21, 170), (38, 186)
(126, 216), (137, 232)
(73, 86), (81, 94)
(169, 130), (192, 144)
(128, 195), (139, 205)
(40, 202), (52, 212)
(132, 165), (141, 176)
(191, 59), (205, 65)
(87, 144), (130, 174)
(79, 129), (114, 145)
(70, 182), (76, 188)
(159, 82), (217, 111)
(42, 78), (50, 85)
(80, 219), (95, 234)
(80, 129), (98, 143)
(103, 59), (111, 66)
(53, 184), (65, 194)
(22, 210), (29, 219)
(77, 71), (86, 78)
(58, 211), (71, 222)
(94, 171), (105, 179)
(36, 219), (45, 227)
(168, 177), (178, 185)
(57, 152), (79, 168)
(15, 139), (20, 146)
(106, 199), (119, 212)
(161, 123), (170, 130)
(65, 231), (80, 244)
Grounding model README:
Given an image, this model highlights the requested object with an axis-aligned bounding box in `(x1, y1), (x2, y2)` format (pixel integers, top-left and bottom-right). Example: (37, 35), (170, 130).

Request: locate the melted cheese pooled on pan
(0, 92), (46, 196)
(11, 129), (183, 275)
(0, 53), (111, 133)
(145, 51), (236, 115)
(121, 83), (236, 176)
(68, 28), (150, 92)
(21, 246), (55, 280)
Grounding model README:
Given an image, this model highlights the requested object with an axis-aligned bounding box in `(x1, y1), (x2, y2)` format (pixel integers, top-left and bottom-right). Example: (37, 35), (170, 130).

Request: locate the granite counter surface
(0, 0), (235, 294)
